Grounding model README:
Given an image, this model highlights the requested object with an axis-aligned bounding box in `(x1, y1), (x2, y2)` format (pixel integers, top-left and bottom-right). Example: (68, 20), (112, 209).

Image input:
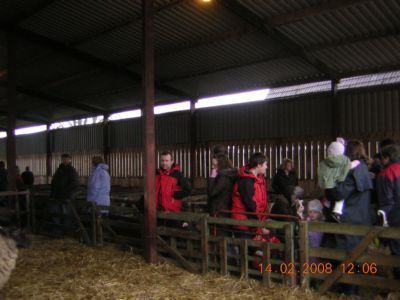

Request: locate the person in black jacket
(51, 154), (79, 200)
(272, 158), (298, 203)
(207, 153), (237, 217)
(21, 166), (34, 187)
(50, 154), (80, 235)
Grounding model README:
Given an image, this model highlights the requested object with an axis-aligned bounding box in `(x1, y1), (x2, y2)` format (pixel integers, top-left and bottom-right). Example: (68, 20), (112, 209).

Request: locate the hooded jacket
(377, 162), (400, 227)
(87, 163), (111, 207)
(51, 163), (79, 200)
(156, 163), (191, 212)
(207, 168), (237, 216)
(231, 165), (268, 230)
(318, 155), (351, 189)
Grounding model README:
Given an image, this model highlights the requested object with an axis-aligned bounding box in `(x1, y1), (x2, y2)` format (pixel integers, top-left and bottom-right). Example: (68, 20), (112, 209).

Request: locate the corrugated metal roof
(0, 0), (399, 126)
(312, 36), (400, 73)
(237, 0), (321, 20)
(154, 32), (284, 80)
(277, 0), (400, 47)
(166, 57), (323, 97)
(19, 0), (142, 45)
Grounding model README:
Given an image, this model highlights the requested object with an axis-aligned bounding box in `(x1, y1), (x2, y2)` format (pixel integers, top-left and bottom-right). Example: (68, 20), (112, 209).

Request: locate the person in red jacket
(232, 152), (269, 238)
(156, 151), (191, 213)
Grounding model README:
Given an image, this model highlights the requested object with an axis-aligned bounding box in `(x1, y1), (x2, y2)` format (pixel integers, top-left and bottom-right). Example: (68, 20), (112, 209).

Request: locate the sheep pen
(1, 236), (394, 299)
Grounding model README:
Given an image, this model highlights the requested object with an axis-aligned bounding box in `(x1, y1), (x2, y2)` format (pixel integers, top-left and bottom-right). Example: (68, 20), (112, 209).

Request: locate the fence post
(91, 201), (97, 246)
(285, 223), (296, 286)
(262, 243), (271, 287)
(26, 191), (31, 232)
(220, 237), (228, 275)
(299, 221), (310, 288)
(240, 239), (248, 279)
(201, 216), (209, 274)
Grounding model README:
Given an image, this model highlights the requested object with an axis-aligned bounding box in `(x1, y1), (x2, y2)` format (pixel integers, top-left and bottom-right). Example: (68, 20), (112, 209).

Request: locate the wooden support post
(240, 239), (248, 279)
(96, 206), (103, 246)
(331, 79), (340, 139)
(91, 201), (97, 246)
(103, 115), (110, 165)
(262, 243), (271, 288)
(190, 99), (197, 184)
(142, 0), (157, 264)
(201, 217), (209, 274)
(6, 32), (17, 192)
(31, 193), (36, 233)
(285, 223), (296, 286)
(319, 227), (385, 294)
(46, 125), (52, 184)
(220, 237), (228, 275)
(299, 221), (310, 288)
(15, 195), (20, 227)
(26, 191), (31, 232)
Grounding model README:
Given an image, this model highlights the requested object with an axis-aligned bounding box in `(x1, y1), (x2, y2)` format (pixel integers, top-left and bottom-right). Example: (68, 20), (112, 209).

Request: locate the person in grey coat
(87, 156), (110, 214)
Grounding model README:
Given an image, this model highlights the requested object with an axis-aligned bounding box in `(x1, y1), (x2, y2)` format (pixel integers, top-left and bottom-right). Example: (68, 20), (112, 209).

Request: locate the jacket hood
(95, 163), (109, 171)
(324, 155), (350, 168)
(157, 163), (180, 175)
(237, 165), (264, 181)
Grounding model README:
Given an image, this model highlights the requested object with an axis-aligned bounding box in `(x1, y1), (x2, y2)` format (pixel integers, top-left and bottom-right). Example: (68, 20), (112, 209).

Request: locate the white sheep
(0, 227), (30, 290)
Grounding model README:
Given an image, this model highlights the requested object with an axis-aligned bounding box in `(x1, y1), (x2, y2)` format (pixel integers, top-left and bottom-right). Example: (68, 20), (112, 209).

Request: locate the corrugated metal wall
(109, 118), (142, 149)
(52, 124), (103, 153)
(109, 112), (191, 149)
(0, 84), (398, 183)
(16, 132), (47, 155)
(338, 85), (400, 136)
(196, 93), (332, 143)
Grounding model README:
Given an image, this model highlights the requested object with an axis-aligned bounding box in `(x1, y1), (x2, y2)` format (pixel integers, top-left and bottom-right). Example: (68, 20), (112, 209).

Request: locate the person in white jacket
(87, 156), (110, 214)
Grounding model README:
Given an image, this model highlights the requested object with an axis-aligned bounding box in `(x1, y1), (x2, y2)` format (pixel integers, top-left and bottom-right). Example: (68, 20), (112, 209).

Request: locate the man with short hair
(51, 154), (79, 200)
(156, 151), (191, 213)
(232, 152), (269, 237)
(50, 154), (80, 235)
(21, 166), (34, 187)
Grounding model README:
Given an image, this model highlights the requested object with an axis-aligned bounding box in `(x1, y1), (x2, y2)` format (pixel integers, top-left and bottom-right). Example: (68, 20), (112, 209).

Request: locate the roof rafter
(220, 0), (340, 80)
(266, 0), (373, 27)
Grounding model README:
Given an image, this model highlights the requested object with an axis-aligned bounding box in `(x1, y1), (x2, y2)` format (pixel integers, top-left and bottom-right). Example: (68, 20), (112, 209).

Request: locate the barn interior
(1, 0), (400, 298)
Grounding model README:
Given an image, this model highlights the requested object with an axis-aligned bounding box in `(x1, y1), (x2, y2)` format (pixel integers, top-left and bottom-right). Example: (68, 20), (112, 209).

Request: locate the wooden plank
(208, 217), (291, 229)
(240, 239), (248, 279)
(299, 221), (310, 288)
(157, 211), (208, 222)
(285, 223), (296, 286)
(68, 200), (91, 245)
(157, 227), (201, 240)
(208, 236), (285, 250)
(319, 227), (385, 294)
(201, 217), (209, 274)
(157, 235), (199, 273)
(308, 222), (400, 240)
(312, 273), (400, 291)
(309, 247), (400, 267)
(262, 243), (271, 287)
(220, 237), (228, 275)
(0, 191), (29, 196)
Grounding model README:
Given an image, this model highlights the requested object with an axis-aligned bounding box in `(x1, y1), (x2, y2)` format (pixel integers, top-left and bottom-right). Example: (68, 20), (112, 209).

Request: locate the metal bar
(201, 217), (209, 274)
(142, 0), (157, 264)
(240, 239), (248, 279)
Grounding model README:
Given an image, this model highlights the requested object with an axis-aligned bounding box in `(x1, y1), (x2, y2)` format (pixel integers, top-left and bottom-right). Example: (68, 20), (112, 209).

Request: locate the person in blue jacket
(87, 156), (110, 213)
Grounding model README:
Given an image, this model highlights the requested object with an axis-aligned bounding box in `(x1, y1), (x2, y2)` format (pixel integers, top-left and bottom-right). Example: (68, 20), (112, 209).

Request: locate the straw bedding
(1, 236), (386, 299)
